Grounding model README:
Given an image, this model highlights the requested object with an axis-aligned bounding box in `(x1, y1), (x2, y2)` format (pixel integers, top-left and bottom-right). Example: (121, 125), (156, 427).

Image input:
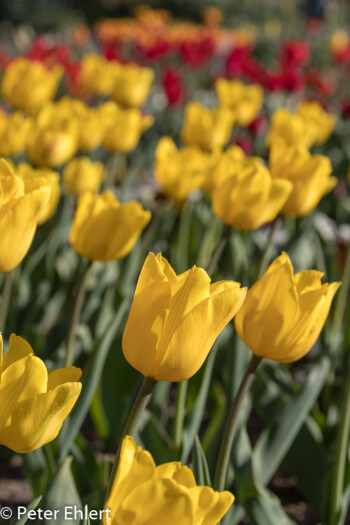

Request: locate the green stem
(330, 245), (350, 353)
(104, 376), (157, 501)
(329, 356), (350, 525)
(173, 380), (188, 459)
(214, 354), (262, 491)
(0, 271), (14, 330)
(206, 224), (231, 275)
(257, 218), (282, 279)
(65, 260), (93, 367)
(176, 201), (192, 274)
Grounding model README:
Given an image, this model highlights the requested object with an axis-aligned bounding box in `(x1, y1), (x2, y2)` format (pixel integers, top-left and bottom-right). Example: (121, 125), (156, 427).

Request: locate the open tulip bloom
(104, 435), (234, 525)
(122, 252), (247, 382)
(0, 334), (82, 453)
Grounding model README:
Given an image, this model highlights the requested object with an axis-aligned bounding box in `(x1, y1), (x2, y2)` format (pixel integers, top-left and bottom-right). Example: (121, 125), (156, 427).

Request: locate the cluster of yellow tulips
(0, 18), (347, 525)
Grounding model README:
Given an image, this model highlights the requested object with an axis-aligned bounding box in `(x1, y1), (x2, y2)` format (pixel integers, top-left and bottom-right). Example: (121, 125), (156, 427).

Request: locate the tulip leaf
(181, 343), (219, 463)
(243, 486), (296, 525)
(41, 457), (82, 525)
(254, 356), (330, 486)
(58, 297), (130, 460)
(11, 496), (42, 525)
(23, 448), (48, 498)
(192, 434), (212, 487)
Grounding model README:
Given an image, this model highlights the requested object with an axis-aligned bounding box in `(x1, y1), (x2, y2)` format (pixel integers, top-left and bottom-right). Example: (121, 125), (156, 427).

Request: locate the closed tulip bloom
(0, 111), (32, 157)
(15, 163), (60, 224)
(1, 58), (62, 114)
(235, 253), (341, 363)
(63, 157), (105, 196)
(269, 139), (337, 217)
(215, 79), (263, 126)
(26, 104), (78, 167)
(77, 107), (106, 152)
(70, 191), (151, 261)
(104, 435), (233, 525)
(181, 102), (234, 151)
(297, 101), (337, 146)
(100, 102), (154, 153)
(112, 63), (154, 108)
(0, 333), (81, 453)
(155, 137), (220, 202)
(123, 252), (246, 382)
(80, 55), (119, 97)
(266, 108), (318, 149)
(212, 154), (292, 230)
(0, 160), (51, 273)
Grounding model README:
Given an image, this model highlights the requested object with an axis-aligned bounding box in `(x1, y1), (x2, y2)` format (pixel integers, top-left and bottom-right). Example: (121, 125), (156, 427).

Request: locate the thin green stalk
(43, 443), (57, 477)
(214, 354), (262, 491)
(257, 218), (282, 279)
(329, 356), (350, 525)
(0, 271), (14, 330)
(173, 380), (188, 459)
(104, 376), (157, 501)
(330, 245), (350, 353)
(65, 260), (93, 367)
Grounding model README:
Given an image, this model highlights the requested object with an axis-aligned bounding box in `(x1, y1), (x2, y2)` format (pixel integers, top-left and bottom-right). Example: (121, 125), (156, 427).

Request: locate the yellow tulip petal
(156, 284), (247, 381)
(117, 478), (193, 525)
(47, 367), (82, 390)
(190, 486), (234, 525)
(2, 333), (33, 370)
(0, 356), (47, 430)
(0, 186), (50, 273)
(0, 382), (81, 453)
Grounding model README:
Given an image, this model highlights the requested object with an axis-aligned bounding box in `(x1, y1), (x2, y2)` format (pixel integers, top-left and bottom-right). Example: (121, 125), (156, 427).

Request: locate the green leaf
(254, 356), (330, 486)
(41, 457), (82, 525)
(244, 487), (296, 525)
(10, 496), (42, 525)
(192, 435), (212, 487)
(59, 297), (130, 460)
(181, 343), (219, 463)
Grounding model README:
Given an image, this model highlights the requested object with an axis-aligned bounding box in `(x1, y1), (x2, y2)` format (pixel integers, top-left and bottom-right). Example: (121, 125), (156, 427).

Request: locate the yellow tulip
(80, 55), (119, 97)
(100, 102), (154, 153)
(269, 138), (337, 217)
(0, 110), (32, 157)
(26, 104), (78, 167)
(181, 102), (234, 151)
(0, 333), (81, 453)
(63, 157), (105, 196)
(211, 152), (292, 230)
(70, 191), (151, 261)
(112, 63), (154, 108)
(329, 29), (349, 54)
(104, 435), (233, 525)
(266, 108), (318, 149)
(0, 159), (51, 273)
(235, 252), (341, 363)
(215, 79), (263, 126)
(297, 101), (337, 146)
(154, 137), (219, 202)
(123, 252), (246, 382)
(1, 58), (62, 114)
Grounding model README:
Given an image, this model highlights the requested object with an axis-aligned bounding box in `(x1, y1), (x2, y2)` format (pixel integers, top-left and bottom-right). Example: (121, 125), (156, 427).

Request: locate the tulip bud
(63, 157), (105, 196)
(69, 191), (151, 261)
(269, 138), (337, 217)
(123, 252), (247, 382)
(215, 79), (263, 127)
(0, 334), (81, 453)
(104, 435), (234, 525)
(235, 252), (341, 363)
